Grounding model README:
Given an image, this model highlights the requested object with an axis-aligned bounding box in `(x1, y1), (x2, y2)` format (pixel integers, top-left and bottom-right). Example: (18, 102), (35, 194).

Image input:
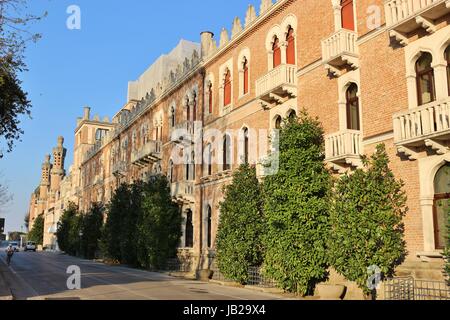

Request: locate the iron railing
(384, 277), (450, 300)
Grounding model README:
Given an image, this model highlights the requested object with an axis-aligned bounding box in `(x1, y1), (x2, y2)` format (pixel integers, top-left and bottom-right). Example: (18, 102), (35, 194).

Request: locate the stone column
(406, 75), (418, 109)
(432, 63), (448, 101)
(420, 196), (436, 252)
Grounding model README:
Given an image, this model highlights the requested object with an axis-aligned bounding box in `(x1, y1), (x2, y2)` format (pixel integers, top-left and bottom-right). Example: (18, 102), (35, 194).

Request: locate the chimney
(83, 106), (91, 120)
(200, 31), (214, 58)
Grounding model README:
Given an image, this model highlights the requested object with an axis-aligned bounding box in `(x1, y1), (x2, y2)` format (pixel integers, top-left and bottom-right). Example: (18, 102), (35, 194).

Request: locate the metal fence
(384, 277), (450, 300)
(210, 263), (277, 288)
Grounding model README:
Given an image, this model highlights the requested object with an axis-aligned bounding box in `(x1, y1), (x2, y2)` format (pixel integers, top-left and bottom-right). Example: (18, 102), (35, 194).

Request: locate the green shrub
(56, 203), (82, 256)
(216, 164), (265, 284)
(262, 111), (331, 295)
(80, 203), (104, 259)
(444, 203), (450, 284)
(137, 175), (181, 270)
(329, 144), (407, 297)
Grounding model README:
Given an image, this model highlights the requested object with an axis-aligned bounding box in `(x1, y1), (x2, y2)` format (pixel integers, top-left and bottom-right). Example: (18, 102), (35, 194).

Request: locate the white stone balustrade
(131, 140), (162, 166)
(325, 130), (362, 161)
(321, 29), (358, 63)
(385, 0), (447, 27)
(255, 64), (297, 98)
(393, 99), (450, 144)
(171, 181), (195, 203)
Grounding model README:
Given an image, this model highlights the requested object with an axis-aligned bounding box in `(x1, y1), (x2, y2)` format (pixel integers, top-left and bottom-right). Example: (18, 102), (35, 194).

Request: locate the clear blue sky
(0, 0), (261, 233)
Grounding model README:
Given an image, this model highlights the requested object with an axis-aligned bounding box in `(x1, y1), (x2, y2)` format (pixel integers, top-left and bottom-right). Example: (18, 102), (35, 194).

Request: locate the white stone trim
(238, 47), (251, 98)
(418, 153), (450, 253)
(337, 69), (362, 131)
(404, 25), (450, 109)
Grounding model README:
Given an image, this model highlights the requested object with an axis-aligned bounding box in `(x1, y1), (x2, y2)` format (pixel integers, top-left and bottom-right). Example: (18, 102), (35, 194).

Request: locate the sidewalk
(0, 258), (14, 300)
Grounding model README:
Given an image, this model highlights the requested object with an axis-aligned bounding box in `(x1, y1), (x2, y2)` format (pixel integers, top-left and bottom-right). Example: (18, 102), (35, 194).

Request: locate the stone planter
(316, 284), (346, 300)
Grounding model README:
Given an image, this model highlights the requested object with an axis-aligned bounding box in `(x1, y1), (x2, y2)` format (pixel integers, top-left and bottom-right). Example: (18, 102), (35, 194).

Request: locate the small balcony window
(416, 52), (436, 106)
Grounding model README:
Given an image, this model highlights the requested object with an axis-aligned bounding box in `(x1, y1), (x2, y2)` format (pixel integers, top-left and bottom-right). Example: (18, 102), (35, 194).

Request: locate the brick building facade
(29, 0), (450, 284)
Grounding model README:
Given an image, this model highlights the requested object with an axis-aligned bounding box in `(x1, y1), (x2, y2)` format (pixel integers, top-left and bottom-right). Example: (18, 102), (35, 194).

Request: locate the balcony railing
(393, 99), (450, 158)
(321, 29), (359, 75)
(131, 140), (162, 167)
(112, 161), (127, 175)
(171, 121), (195, 143)
(255, 64), (297, 108)
(171, 181), (195, 203)
(325, 130), (363, 171)
(385, 0), (450, 44)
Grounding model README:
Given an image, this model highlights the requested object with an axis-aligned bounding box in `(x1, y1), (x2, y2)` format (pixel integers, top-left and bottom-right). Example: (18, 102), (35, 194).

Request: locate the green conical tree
(101, 183), (131, 262)
(80, 203), (104, 259)
(329, 144), (407, 297)
(28, 214), (44, 246)
(216, 164), (265, 284)
(137, 175), (181, 270)
(262, 111), (331, 295)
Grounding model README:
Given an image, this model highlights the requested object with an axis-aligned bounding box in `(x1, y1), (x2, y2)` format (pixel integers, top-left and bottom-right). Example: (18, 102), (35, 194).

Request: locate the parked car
(24, 241), (36, 252)
(9, 241), (20, 252)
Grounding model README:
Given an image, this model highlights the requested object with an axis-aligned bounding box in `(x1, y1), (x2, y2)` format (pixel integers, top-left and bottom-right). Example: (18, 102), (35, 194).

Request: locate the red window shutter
(209, 84), (213, 114)
(224, 70), (231, 106)
(286, 28), (295, 65)
(341, 0), (355, 31)
(273, 38), (281, 68)
(243, 61), (249, 95)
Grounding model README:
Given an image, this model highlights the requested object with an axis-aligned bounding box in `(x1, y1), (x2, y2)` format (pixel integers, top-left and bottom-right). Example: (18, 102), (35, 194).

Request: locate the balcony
(131, 140), (162, 168)
(321, 29), (359, 77)
(393, 98), (450, 160)
(171, 121), (196, 144)
(171, 181), (195, 204)
(112, 161), (127, 176)
(255, 64), (297, 109)
(385, 0), (450, 45)
(325, 130), (363, 172)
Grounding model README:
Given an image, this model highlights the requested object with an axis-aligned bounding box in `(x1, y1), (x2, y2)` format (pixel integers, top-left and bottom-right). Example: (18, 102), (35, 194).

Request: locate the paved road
(0, 251), (285, 300)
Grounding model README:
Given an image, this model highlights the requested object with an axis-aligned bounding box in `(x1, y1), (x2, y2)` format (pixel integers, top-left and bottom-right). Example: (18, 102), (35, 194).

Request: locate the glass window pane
(434, 163), (450, 194)
(434, 199), (448, 249)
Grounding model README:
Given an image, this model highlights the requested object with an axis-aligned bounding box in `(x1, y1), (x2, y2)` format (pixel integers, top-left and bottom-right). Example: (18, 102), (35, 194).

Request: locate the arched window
(206, 206), (212, 248)
(185, 210), (194, 248)
(186, 98), (191, 122)
(341, 0), (355, 31)
(208, 83), (213, 114)
(346, 83), (360, 131)
(169, 160), (174, 183)
(416, 52), (436, 106)
(193, 92), (197, 122)
(223, 134), (231, 171)
(242, 128), (249, 164)
(243, 57), (249, 95)
(224, 69), (232, 106)
(433, 163), (450, 249)
(445, 46), (450, 96)
(273, 36), (281, 68)
(287, 109), (297, 121)
(185, 153), (190, 181)
(275, 115), (282, 129)
(286, 27), (295, 65)
(170, 107), (176, 127)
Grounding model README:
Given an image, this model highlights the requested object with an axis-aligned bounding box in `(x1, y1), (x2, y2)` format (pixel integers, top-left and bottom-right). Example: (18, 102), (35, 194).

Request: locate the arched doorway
(433, 163), (450, 249)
